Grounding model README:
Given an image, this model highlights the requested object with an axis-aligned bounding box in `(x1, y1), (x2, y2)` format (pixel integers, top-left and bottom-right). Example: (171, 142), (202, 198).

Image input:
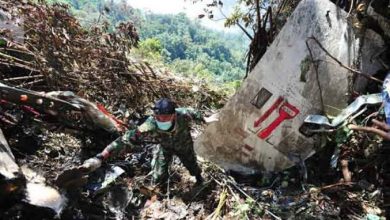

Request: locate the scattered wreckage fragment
(46, 91), (127, 134)
(21, 166), (67, 215)
(304, 72), (390, 140)
(0, 83), (129, 208)
(195, 0), (385, 173)
(0, 128), (24, 203)
(301, 93), (383, 136)
(0, 128), (66, 217)
(303, 93), (385, 185)
(0, 82), (80, 115)
(0, 83), (126, 134)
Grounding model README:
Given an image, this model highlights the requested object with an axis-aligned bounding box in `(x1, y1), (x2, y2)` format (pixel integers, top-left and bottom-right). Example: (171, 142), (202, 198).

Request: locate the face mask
(156, 120), (173, 131)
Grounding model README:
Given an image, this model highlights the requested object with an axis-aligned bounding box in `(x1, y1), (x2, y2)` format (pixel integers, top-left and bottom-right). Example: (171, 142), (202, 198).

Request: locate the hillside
(48, 0), (248, 87)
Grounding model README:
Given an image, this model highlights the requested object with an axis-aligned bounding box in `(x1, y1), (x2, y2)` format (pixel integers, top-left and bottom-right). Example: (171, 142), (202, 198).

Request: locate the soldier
(81, 98), (205, 185)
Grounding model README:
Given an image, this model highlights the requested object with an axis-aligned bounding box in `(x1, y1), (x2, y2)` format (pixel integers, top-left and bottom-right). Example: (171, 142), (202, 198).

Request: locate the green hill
(47, 0), (248, 88)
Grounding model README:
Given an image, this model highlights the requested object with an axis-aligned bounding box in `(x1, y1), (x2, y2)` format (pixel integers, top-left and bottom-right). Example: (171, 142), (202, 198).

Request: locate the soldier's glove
(81, 157), (102, 173)
(203, 113), (219, 123)
(55, 155), (103, 189)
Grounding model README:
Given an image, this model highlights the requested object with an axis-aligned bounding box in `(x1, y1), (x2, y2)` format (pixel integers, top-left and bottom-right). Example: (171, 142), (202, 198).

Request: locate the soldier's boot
(178, 152), (203, 185)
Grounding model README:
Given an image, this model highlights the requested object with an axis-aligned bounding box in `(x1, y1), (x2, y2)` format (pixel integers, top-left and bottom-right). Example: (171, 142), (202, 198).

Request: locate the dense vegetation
(47, 0), (248, 90)
(138, 13), (247, 83)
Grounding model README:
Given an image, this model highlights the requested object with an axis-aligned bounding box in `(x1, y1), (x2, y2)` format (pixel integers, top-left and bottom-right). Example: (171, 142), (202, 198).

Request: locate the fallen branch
(306, 39), (325, 113)
(0, 61), (39, 72)
(16, 79), (44, 87)
(3, 74), (44, 81)
(205, 162), (282, 220)
(349, 118), (390, 140)
(320, 182), (356, 190)
(211, 188), (227, 220)
(0, 51), (34, 66)
(0, 47), (35, 57)
(347, 0), (355, 17)
(308, 36), (383, 84)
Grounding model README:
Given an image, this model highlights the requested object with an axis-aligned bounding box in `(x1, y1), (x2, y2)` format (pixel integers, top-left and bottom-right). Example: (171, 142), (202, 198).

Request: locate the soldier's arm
(96, 116), (156, 160)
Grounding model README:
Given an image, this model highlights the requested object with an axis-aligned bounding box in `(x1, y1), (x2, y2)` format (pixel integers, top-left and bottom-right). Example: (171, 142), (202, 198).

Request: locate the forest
(47, 0), (248, 88)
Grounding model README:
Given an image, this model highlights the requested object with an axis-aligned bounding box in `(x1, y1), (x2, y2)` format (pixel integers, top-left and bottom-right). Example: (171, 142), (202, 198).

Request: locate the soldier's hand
(203, 113), (219, 123)
(348, 119), (390, 140)
(80, 157), (102, 173)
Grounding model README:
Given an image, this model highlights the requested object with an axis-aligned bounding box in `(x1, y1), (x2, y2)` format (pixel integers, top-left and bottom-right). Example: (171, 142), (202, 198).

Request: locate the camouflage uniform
(98, 108), (203, 184)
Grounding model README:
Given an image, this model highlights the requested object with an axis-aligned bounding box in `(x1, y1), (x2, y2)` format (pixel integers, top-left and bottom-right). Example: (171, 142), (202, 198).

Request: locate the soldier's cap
(153, 98), (176, 115)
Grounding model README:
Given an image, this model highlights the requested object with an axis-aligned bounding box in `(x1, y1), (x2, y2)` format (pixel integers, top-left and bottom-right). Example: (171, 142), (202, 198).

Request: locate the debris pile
(0, 0), (388, 219)
(0, 0), (226, 111)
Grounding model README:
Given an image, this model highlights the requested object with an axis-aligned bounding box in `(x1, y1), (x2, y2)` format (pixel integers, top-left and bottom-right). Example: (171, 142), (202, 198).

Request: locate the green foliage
(222, 80), (242, 93)
(46, 0), (247, 85)
(225, 5), (246, 27)
(232, 198), (264, 219)
(0, 39), (6, 47)
(134, 38), (163, 62)
(139, 12), (247, 83)
(46, 0), (140, 30)
(334, 126), (353, 145)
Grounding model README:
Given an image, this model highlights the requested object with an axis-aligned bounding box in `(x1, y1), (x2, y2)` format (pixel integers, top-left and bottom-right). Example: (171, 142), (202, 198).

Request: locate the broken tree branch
(308, 36), (383, 84)
(0, 47), (35, 57)
(275, 0), (288, 18)
(211, 188), (227, 220)
(306, 39), (325, 113)
(255, 0), (262, 31)
(0, 51), (33, 66)
(223, 174), (282, 220)
(237, 22), (254, 40)
(320, 182), (356, 190)
(3, 74), (44, 81)
(347, 0), (355, 17)
(217, 6), (253, 40)
(0, 61), (39, 72)
(16, 79), (44, 88)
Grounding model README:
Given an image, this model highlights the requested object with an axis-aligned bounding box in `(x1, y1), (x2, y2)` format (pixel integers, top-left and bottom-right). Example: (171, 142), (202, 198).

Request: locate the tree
(48, 0), (247, 84)
(137, 38), (163, 61)
(194, 0), (301, 76)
